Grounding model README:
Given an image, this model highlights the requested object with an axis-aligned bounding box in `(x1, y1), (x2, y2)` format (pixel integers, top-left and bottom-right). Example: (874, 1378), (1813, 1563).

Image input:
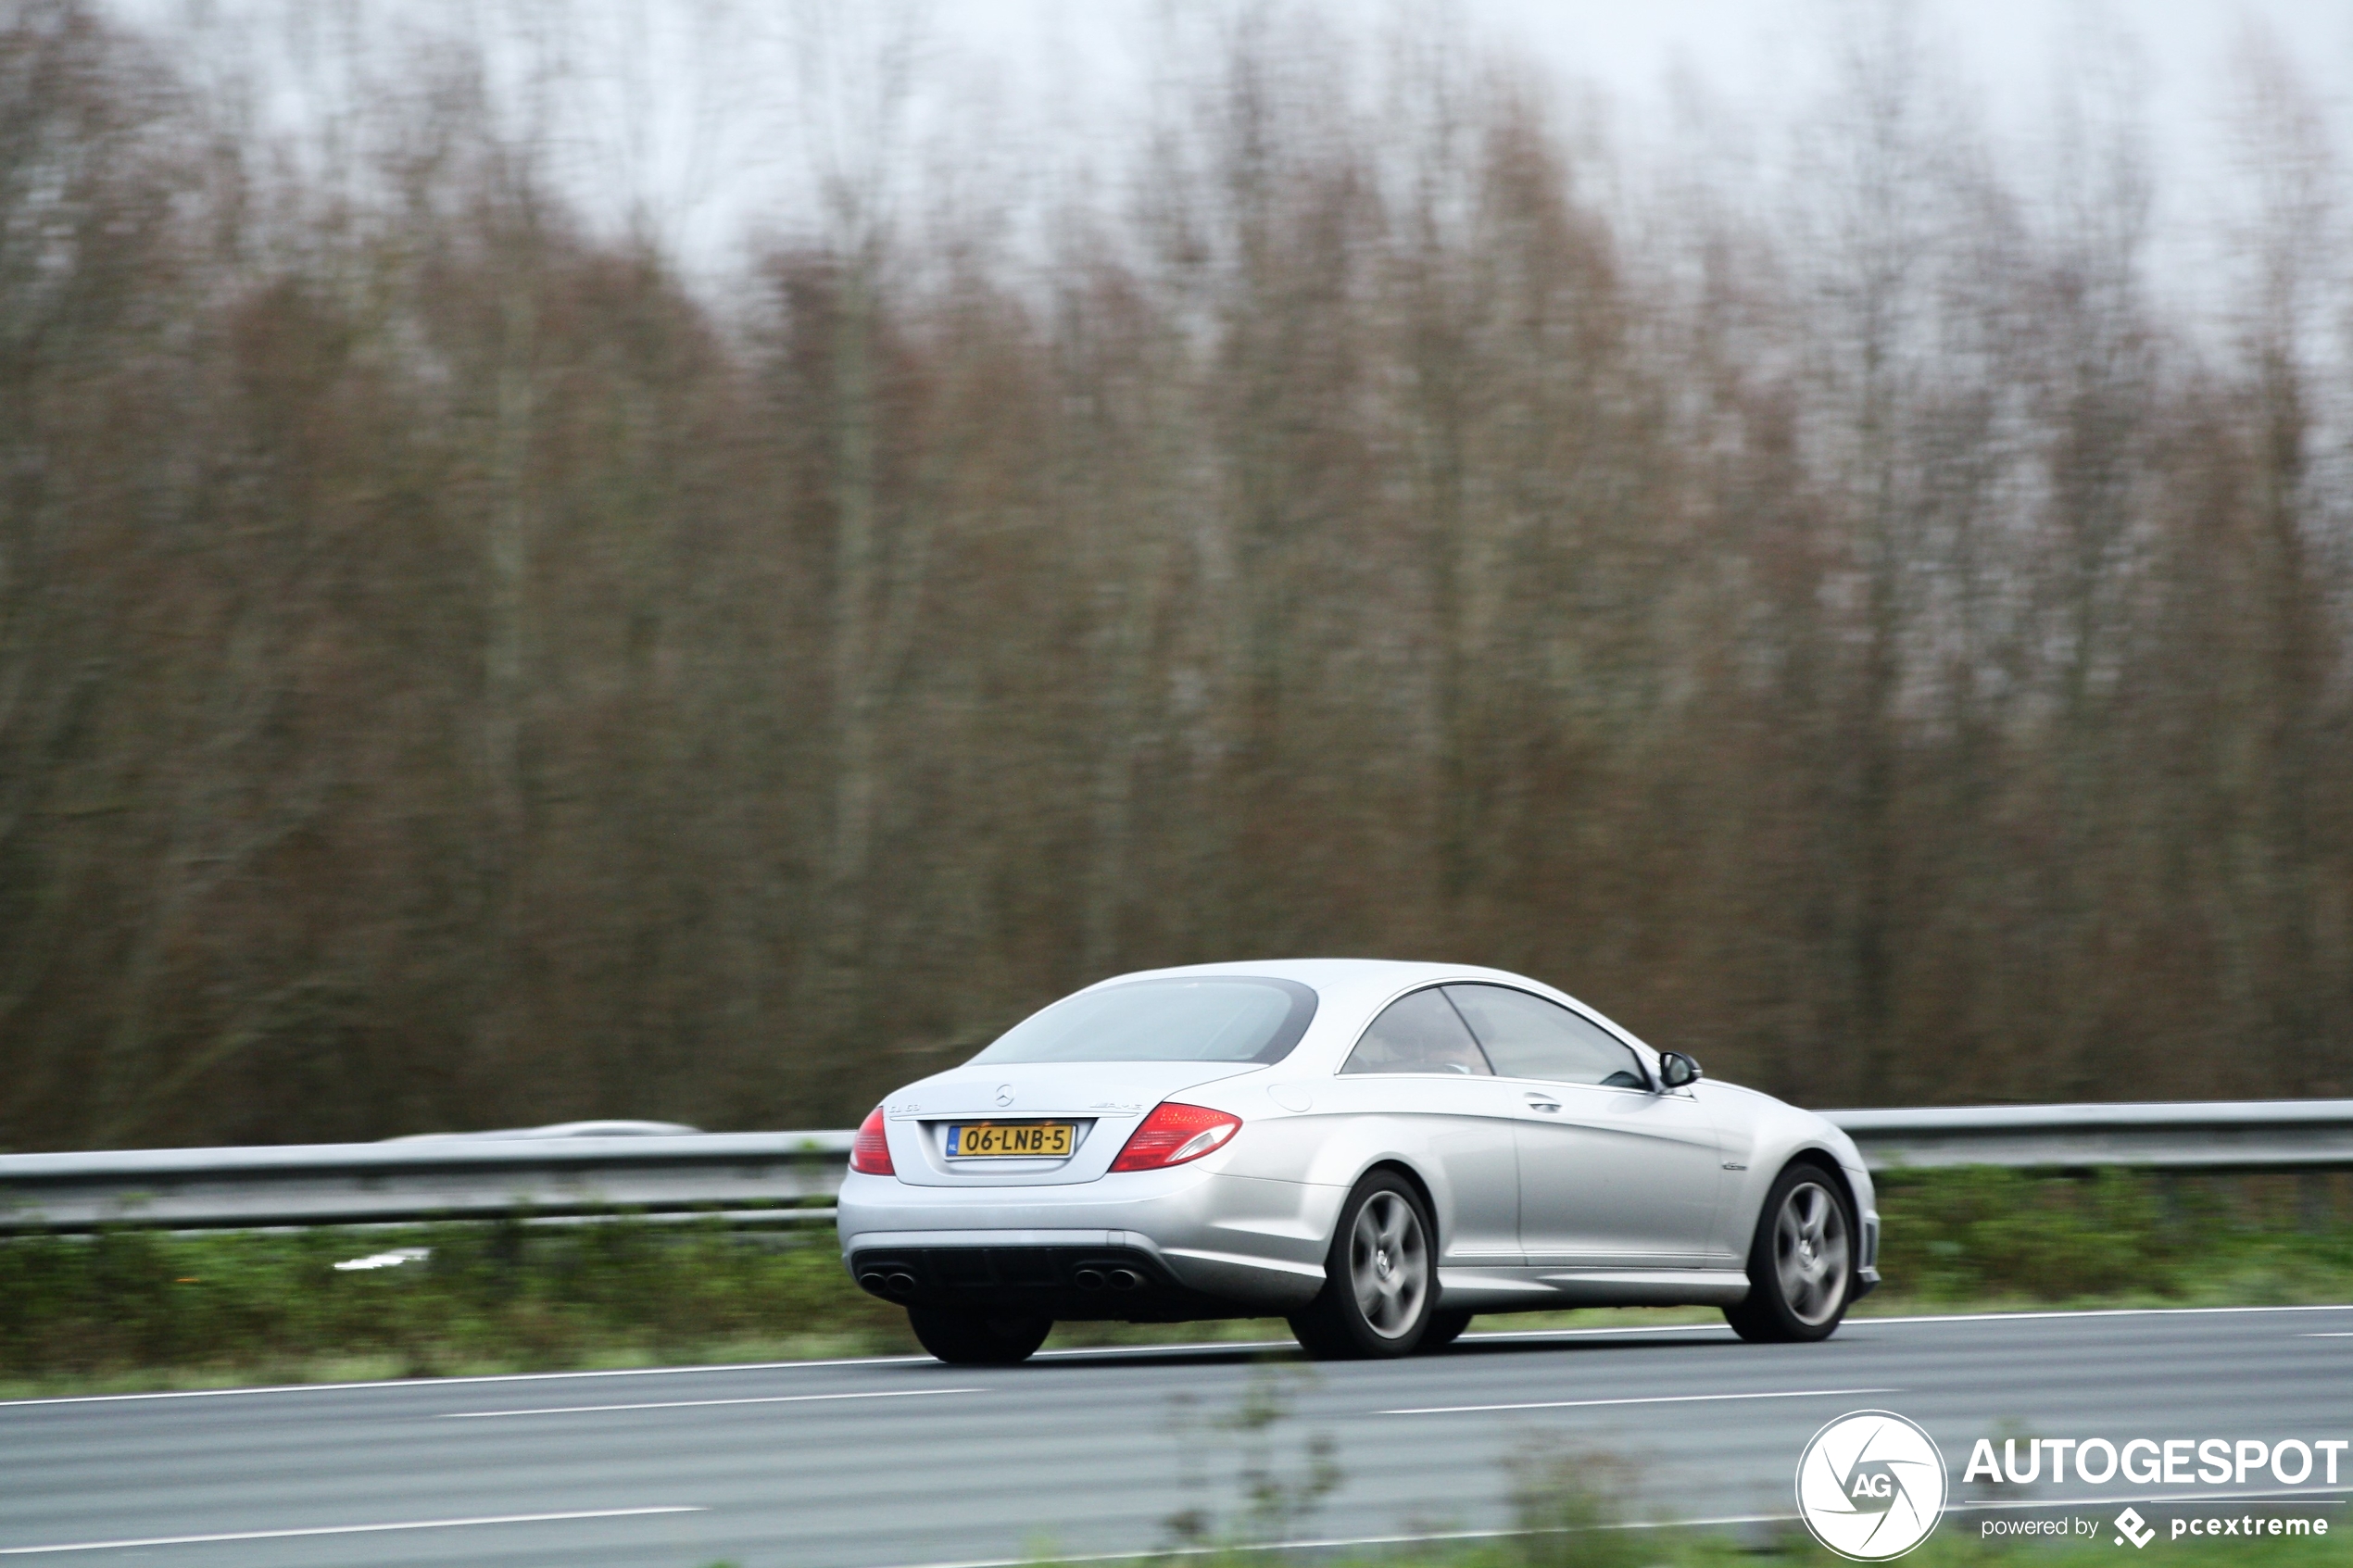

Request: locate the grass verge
(1000, 1535), (2344, 1568)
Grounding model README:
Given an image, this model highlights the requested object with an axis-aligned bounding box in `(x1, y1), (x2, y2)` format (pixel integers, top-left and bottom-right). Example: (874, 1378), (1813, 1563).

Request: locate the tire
(1724, 1163), (1856, 1344)
(1416, 1310), (1474, 1354)
(906, 1307), (1052, 1365)
(1289, 1172), (1436, 1360)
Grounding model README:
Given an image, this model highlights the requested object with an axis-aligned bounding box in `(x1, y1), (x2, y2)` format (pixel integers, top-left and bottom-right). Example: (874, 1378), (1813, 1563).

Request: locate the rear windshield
(969, 977), (1318, 1065)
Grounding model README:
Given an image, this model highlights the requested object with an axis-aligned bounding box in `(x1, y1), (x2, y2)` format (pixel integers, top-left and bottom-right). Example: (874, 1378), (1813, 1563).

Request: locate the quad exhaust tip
(1072, 1267), (1142, 1291)
(866, 1264), (1139, 1296)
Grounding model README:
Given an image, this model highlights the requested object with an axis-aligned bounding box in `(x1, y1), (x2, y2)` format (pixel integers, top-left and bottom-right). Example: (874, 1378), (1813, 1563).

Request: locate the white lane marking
(441, 1387), (980, 1419)
(2304, 1332), (2353, 1337)
(1034, 1338), (1290, 1360)
(1456, 1301), (2353, 1348)
(1462, 1324), (1730, 1342)
(1383, 1386), (1899, 1416)
(8, 1300), (2349, 1410)
(0, 1338), (1289, 1411)
(1845, 1303), (2353, 1326)
(0, 1356), (936, 1409)
(0, 1507), (701, 1556)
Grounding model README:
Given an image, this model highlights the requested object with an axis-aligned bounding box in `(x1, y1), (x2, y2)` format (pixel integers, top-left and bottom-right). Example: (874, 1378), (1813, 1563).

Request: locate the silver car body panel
(837, 958), (1881, 1317)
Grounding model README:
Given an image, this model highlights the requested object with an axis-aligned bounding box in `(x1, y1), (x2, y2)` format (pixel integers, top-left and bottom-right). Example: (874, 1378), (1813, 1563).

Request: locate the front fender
(1709, 1086), (1881, 1293)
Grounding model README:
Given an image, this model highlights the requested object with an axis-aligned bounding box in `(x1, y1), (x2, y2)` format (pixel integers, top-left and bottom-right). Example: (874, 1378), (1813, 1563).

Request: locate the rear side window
(970, 976), (1318, 1064)
(1443, 984), (1648, 1089)
(1340, 987), (1493, 1075)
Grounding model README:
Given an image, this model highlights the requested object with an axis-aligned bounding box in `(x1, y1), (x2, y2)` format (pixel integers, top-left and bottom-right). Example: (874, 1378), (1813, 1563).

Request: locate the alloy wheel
(1773, 1181), (1850, 1327)
(1348, 1190), (1428, 1337)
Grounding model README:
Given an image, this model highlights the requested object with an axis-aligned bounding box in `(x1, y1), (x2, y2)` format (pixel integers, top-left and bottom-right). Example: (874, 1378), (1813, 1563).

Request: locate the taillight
(849, 1106), (895, 1175)
(1108, 1101), (1242, 1173)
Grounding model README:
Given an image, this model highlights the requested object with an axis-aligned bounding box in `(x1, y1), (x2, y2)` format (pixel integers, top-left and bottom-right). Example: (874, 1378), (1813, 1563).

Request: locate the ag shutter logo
(1796, 1411), (1950, 1561)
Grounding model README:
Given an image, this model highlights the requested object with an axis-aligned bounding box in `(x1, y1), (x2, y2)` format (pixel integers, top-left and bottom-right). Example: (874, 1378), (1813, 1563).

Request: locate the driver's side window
(1441, 984), (1649, 1088)
(1339, 987), (1494, 1075)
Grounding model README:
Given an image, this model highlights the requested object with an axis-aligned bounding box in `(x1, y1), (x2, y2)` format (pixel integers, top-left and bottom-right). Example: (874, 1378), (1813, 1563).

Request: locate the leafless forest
(4, 0), (2351, 1149)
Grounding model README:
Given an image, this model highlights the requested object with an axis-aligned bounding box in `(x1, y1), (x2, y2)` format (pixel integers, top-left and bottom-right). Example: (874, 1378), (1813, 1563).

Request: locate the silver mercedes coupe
(837, 959), (1879, 1363)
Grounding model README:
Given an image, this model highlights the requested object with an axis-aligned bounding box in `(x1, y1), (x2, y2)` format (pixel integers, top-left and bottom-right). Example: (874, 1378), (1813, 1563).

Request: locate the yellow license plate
(947, 1122), (1075, 1158)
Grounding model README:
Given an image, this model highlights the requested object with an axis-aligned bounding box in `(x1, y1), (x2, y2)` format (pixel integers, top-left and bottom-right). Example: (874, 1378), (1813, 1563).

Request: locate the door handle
(1523, 1093), (1561, 1113)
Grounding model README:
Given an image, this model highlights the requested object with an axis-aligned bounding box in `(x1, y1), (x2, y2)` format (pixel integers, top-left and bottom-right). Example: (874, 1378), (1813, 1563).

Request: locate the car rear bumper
(844, 1238), (1237, 1321)
(837, 1167), (1335, 1317)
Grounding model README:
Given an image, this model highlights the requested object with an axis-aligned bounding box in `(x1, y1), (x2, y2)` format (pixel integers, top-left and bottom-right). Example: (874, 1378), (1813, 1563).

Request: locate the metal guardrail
(4, 1099), (2350, 1234)
(1828, 1098), (2353, 1174)
(0, 1133), (851, 1234)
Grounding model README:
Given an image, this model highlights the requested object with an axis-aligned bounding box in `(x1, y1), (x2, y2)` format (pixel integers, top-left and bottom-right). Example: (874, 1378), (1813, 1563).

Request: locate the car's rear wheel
(1416, 1310), (1474, 1354)
(906, 1307), (1052, 1365)
(1290, 1173), (1435, 1360)
(1724, 1164), (1855, 1343)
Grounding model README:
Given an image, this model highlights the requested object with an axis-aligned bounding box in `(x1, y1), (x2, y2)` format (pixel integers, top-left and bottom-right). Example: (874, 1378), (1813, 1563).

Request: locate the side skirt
(1437, 1266), (1752, 1311)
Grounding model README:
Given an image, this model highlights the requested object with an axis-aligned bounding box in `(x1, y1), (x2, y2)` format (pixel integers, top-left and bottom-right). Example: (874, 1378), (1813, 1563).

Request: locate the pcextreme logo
(1796, 1411), (1951, 1561)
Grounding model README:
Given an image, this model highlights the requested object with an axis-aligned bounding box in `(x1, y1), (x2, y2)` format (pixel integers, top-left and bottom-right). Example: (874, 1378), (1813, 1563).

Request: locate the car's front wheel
(1290, 1172), (1435, 1360)
(907, 1307), (1052, 1365)
(1724, 1163), (1855, 1343)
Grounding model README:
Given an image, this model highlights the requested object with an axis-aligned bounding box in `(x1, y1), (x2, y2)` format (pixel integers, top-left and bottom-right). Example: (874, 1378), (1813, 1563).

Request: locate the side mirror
(1658, 1052), (1703, 1089)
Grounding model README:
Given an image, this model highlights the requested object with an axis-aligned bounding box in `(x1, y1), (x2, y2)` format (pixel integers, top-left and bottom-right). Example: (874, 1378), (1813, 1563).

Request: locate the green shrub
(1871, 1168), (2353, 1305)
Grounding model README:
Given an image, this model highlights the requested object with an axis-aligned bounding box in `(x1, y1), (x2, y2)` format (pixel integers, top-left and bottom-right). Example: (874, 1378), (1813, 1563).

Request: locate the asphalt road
(6, 1305), (2350, 1567)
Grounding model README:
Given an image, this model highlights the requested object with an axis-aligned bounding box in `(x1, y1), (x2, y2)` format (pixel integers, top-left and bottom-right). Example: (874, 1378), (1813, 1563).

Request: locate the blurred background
(4, 0), (2351, 1151)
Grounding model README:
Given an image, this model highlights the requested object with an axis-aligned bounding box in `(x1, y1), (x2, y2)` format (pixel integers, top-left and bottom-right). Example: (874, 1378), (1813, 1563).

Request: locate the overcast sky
(930, 0), (2353, 201)
(936, 1), (2353, 130)
(858, 2), (2344, 320)
(120, 0), (2353, 306)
